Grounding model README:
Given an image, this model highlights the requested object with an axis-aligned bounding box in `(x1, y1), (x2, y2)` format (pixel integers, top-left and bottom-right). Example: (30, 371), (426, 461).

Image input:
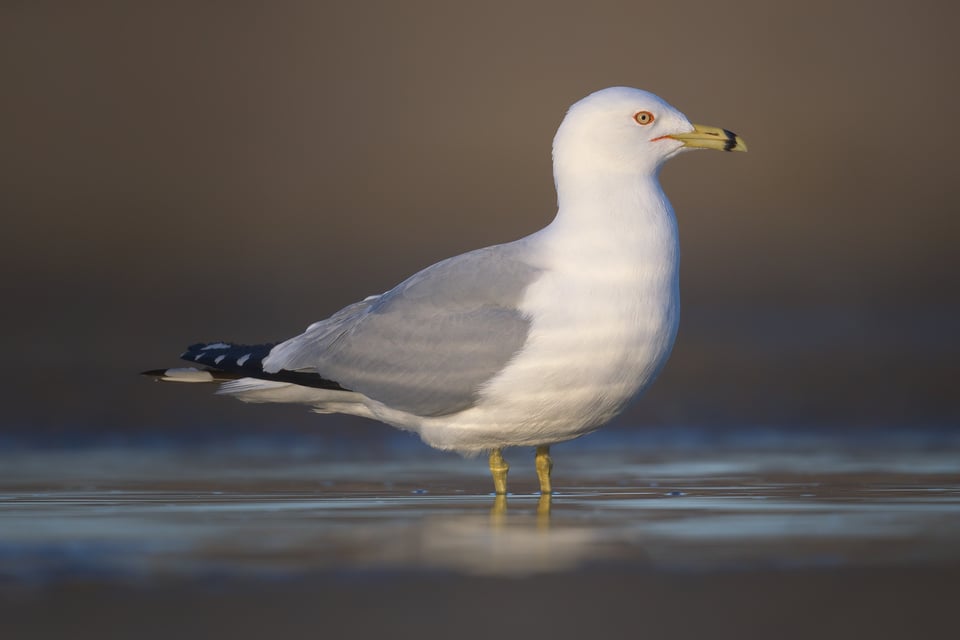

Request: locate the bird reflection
(537, 493), (552, 527)
(490, 492), (552, 529)
(491, 493), (508, 525)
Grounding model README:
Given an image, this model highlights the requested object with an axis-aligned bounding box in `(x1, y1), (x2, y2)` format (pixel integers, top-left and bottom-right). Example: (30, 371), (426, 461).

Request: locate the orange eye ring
(634, 110), (655, 125)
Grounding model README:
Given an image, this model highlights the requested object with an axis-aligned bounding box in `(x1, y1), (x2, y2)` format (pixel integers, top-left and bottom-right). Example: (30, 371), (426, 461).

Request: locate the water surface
(2, 436), (958, 639)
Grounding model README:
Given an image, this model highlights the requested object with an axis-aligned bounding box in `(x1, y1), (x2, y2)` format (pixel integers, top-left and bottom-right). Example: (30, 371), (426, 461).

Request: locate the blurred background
(2, 0), (957, 442)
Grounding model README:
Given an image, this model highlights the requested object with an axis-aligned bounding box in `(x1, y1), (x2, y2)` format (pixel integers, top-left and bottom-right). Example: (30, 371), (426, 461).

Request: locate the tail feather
(142, 341), (349, 391)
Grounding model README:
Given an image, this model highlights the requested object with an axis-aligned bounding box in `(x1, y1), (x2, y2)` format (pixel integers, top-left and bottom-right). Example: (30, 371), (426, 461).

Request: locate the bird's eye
(633, 111), (655, 125)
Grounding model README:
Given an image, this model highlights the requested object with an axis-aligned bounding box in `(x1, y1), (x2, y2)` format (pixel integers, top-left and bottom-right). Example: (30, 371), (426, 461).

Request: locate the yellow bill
(669, 123), (747, 152)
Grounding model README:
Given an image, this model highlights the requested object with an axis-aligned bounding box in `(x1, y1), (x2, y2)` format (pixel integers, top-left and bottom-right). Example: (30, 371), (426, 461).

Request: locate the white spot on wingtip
(214, 355), (225, 364)
(237, 354), (252, 366)
(202, 343), (231, 350)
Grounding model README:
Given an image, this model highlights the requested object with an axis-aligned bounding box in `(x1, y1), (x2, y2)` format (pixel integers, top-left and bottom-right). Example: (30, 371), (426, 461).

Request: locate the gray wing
(263, 243), (541, 417)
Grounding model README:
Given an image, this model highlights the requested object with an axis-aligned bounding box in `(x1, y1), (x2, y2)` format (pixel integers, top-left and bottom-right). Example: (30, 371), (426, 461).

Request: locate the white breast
(416, 178), (681, 452)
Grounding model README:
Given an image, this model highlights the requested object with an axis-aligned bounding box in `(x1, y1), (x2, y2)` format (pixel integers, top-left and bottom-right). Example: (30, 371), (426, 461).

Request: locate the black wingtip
(158, 341), (350, 391)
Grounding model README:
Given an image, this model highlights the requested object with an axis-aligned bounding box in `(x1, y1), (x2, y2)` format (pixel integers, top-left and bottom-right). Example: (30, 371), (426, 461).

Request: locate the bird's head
(552, 87), (746, 177)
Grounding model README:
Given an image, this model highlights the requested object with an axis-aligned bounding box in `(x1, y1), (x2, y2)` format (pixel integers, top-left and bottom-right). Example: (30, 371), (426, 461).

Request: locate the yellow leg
(489, 448), (509, 495)
(535, 445), (553, 495)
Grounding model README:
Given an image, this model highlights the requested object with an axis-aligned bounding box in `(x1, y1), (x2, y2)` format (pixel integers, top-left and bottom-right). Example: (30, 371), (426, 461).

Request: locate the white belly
(416, 255), (680, 452)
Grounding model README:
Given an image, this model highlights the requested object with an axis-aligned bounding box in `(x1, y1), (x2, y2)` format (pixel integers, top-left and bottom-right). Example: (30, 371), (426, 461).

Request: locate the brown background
(2, 0), (957, 438)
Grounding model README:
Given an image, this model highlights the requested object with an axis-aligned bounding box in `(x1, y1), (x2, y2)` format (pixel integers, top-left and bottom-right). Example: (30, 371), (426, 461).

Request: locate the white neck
(536, 168), (679, 276)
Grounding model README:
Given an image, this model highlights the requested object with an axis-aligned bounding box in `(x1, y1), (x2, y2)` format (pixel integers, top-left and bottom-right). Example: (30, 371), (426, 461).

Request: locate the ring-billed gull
(145, 87), (746, 495)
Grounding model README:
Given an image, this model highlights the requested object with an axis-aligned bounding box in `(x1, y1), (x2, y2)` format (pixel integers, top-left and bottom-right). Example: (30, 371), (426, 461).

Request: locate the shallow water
(2, 438), (959, 638)
(2, 442), (958, 580)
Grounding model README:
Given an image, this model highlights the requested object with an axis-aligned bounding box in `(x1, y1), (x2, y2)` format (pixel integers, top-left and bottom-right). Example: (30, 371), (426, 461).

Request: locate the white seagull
(145, 87), (746, 495)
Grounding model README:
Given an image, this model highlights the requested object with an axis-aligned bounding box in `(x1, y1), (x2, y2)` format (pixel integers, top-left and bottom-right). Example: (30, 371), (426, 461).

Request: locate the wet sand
(1, 438), (958, 639)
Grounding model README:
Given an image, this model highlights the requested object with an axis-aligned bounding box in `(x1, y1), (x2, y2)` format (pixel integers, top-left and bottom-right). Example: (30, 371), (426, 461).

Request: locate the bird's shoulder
(374, 241), (542, 314)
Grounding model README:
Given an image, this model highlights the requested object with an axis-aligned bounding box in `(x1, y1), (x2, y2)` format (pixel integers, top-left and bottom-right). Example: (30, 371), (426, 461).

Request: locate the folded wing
(263, 244), (541, 417)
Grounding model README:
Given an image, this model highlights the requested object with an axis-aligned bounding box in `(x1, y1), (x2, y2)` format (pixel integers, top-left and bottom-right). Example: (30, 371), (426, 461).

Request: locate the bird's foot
(535, 445), (553, 495)
(489, 448), (509, 495)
